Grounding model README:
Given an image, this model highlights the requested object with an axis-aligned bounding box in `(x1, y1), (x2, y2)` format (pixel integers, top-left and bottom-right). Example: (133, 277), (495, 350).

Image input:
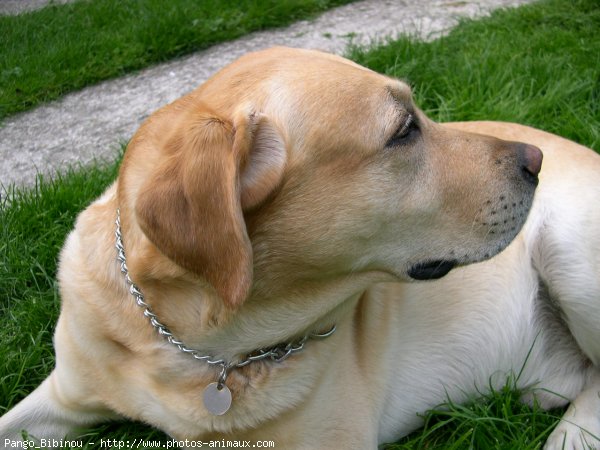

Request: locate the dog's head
(120, 47), (541, 310)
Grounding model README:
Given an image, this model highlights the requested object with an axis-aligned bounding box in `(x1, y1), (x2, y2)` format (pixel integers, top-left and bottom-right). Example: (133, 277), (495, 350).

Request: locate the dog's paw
(544, 373), (600, 450)
(545, 418), (600, 450)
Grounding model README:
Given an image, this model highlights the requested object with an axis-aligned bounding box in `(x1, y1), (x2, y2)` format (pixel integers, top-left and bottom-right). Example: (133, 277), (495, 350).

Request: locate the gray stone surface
(0, 0), (73, 15)
(0, 0), (534, 188)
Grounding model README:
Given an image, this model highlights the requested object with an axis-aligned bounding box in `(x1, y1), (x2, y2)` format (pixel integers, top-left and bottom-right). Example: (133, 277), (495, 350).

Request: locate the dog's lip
(407, 260), (457, 280)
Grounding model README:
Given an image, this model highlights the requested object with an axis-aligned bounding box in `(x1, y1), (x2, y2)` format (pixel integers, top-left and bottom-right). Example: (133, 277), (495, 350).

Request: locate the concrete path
(0, 0), (72, 15)
(0, 0), (533, 188)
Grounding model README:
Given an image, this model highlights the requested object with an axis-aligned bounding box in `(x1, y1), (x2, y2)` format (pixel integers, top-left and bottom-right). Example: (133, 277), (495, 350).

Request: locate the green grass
(384, 383), (564, 450)
(1, 0), (599, 448)
(0, 0), (355, 121)
(348, 0), (600, 150)
(0, 161), (121, 404)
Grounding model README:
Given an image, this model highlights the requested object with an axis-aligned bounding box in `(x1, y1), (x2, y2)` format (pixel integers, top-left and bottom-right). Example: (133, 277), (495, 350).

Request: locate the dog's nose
(519, 143), (543, 185)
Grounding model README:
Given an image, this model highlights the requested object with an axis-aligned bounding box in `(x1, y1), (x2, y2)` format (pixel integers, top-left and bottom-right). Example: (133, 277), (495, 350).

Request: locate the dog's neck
(114, 208), (381, 360)
(114, 204), (391, 415)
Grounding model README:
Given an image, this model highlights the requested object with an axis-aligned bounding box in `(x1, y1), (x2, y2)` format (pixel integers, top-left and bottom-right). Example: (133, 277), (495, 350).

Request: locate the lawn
(1, 0), (599, 448)
(0, 0), (355, 121)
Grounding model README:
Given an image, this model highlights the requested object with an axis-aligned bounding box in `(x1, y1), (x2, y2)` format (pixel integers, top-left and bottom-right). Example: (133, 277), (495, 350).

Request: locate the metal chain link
(115, 209), (336, 383)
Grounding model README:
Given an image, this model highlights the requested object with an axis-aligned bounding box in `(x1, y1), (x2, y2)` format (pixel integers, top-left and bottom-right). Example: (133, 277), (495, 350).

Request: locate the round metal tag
(203, 382), (232, 415)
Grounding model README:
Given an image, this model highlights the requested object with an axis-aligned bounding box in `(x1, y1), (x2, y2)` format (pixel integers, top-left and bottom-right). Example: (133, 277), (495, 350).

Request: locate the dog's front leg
(0, 372), (112, 446)
(545, 370), (600, 450)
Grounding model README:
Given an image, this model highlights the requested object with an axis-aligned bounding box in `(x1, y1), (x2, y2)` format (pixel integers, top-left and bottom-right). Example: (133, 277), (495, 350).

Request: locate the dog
(1, 47), (599, 450)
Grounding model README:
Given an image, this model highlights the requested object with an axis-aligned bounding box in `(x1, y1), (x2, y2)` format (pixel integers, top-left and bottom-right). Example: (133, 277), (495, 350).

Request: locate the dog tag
(203, 382), (232, 415)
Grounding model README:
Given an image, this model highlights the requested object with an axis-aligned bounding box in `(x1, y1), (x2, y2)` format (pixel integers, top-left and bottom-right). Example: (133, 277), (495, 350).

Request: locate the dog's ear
(135, 104), (286, 308)
(240, 113), (287, 210)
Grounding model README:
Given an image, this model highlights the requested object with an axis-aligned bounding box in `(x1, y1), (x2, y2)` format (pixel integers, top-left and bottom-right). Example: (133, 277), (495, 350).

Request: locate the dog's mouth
(408, 260), (457, 280)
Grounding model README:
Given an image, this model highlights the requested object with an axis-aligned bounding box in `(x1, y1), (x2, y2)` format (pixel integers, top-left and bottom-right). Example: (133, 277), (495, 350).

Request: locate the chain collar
(115, 209), (336, 414)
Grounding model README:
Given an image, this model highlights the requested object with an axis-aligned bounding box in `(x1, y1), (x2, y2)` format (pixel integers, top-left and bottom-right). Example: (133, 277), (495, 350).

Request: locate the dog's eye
(386, 114), (419, 148)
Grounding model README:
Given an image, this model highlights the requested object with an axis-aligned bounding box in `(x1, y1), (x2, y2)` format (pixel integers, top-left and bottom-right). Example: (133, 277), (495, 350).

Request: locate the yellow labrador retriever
(1, 47), (599, 450)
